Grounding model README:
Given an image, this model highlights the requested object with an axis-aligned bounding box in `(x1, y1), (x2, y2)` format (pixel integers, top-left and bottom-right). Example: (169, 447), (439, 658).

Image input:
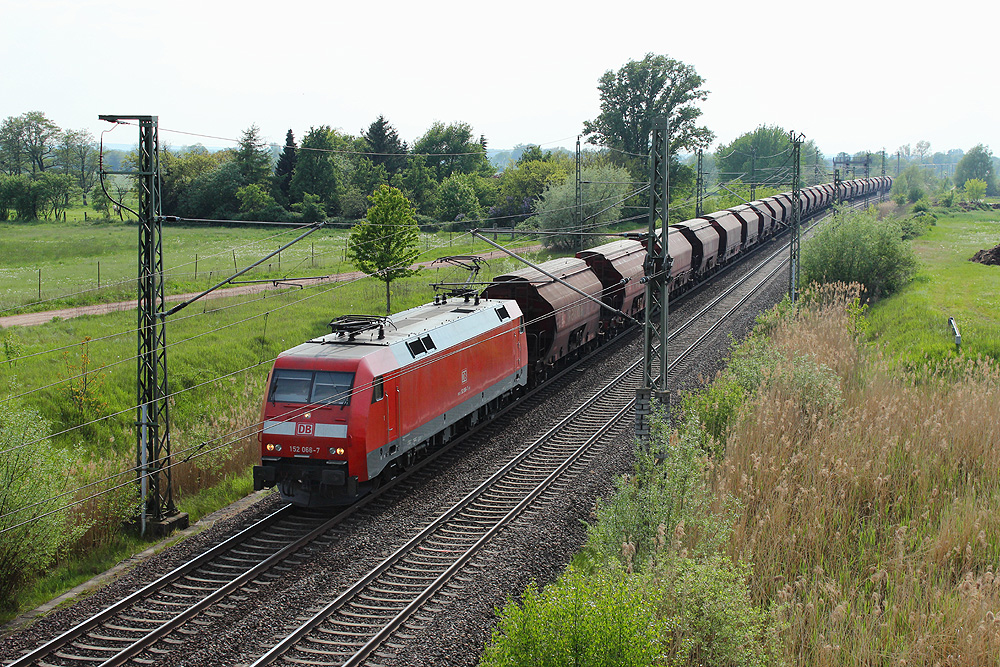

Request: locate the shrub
(0, 405), (79, 610)
(585, 414), (735, 570)
(650, 554), (773, 667)
(481, 567), (669, 667)
(899, 211), (936, 239)
(911, 198), (931, 213)
(937, 189), (956, 207)
(801, 206), (917, 301)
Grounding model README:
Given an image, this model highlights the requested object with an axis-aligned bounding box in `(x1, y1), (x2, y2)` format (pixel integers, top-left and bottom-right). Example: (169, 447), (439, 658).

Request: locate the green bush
(650, 554), (773, 667)
(481, 567), (669, 667)
(0, 405), (80, 610)
(801, 206), (917, 301)
(585, 415), (735, 570)
(679, 377), (745, 450)
(899, 211), (936, 239)
(937, 189), (956, 207)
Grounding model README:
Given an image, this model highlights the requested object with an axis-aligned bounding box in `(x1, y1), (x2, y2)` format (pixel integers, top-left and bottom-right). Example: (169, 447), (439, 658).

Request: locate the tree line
(3, 53), (997, 235)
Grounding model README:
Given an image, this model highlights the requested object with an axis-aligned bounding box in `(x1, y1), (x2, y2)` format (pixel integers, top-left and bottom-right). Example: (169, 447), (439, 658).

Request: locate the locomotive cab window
(496, 305), (510, 321)
(269, 369), (354, 406)
(406, 338), (426, 356)
(372, 375), (384, 402)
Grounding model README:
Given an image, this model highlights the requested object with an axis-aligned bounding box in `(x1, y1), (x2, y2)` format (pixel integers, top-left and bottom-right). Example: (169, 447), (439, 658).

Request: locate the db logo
(295, 423), (314, 436)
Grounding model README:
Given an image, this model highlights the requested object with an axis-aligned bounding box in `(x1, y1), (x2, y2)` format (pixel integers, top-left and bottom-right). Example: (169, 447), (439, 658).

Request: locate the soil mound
(971, 244), (1000, 266)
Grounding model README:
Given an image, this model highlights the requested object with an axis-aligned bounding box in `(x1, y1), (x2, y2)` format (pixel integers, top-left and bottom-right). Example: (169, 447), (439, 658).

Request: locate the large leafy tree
(160, 145), (231, 215)
(347, 185), (420, 314)
(412, 121), (494, 180)
(435, 174), (483, 225)
(363, 116), (408, 176)
(394, 155), (437, 216)
(715, 125), (822, 189)
(20, 111), (60, 175)
(583, 54), (714, 160)
(533, 163), (633, 251)
(289, 126), (340, 214)
(57, 129), (99, 203)
(954, 144), (997, 195)
(0, 112), (60, 175)
(0, 115), (29, 175)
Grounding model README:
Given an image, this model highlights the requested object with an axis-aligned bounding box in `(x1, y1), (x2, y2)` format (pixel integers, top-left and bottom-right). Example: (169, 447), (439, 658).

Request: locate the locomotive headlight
(274, 444), (282, 452)
(266, 443), (274, 452)
(329, 447), (346, 455)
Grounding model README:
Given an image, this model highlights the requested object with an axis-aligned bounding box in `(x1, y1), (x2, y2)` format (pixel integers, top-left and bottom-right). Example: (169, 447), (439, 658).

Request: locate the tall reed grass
(716, 283), (1000, 665)
(487, 282), (1000, 665)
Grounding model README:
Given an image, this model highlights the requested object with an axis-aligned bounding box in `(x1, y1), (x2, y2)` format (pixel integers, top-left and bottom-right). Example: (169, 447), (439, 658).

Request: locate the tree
(715, 125), (820, 188)
(159, 145), (231, 215)
(236, 183), (278, 215)
(179, 160), (243, 219)
(963, 178), (987, 203)
(394, 155), (438, 215)
(289, 126), (340, 214)
(533, 164), (633, 251)
(435, 174), (483, 225)
(363, 116), (408, 176)
(583, 54), (714, 160)
(914, 140), (931, 162)
(347, 185), (420, 314)
(0, 115), (29, 176)
(57, 129), (98, 203)
(801, 205), (917, 301)
(234, 124), (272, 187)
(412, 121), (494, 180)
(954, 144), (997, 195)
(273, 129), (297, 203)
(37, 173), (76, 219)
(19, 111), (60, 175)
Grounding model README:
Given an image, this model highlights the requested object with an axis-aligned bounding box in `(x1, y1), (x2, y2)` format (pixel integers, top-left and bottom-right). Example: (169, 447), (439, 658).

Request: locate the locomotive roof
(277, 297), (519, 362)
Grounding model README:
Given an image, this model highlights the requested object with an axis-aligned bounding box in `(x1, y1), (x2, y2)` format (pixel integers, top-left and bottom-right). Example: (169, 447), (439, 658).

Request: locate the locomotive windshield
(269, 369), (355, 405)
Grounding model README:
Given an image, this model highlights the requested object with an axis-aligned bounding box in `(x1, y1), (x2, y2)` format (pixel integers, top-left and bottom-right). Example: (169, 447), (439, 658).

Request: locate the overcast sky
(3, 0), (995, 161)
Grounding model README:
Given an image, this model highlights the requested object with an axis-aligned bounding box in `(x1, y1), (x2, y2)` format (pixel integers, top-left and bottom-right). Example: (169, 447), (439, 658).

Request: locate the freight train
(254, 177), (891, 506)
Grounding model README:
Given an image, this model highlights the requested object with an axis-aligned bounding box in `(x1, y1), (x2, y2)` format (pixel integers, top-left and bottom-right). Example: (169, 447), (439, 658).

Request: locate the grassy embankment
(868, 208), (1000, 362)
(0, 217), (545, 621)
(482, 207), (1000, 665)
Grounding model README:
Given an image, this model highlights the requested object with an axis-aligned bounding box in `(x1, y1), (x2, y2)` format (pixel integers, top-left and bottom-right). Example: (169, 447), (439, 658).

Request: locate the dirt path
(0, 245), (541, 329)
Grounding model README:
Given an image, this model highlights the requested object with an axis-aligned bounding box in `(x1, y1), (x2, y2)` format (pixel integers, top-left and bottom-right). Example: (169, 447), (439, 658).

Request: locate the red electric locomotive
(253, 297), (527, 506)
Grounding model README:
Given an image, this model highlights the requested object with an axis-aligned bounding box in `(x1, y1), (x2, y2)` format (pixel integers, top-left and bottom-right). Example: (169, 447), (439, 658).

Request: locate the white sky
(2, 0), (995, 160)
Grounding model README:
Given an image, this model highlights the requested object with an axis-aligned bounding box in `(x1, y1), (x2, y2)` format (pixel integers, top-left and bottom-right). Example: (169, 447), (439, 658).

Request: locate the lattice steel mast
(635, 117), (671, 440)
(99, 115), (184, 535)
(789, 130), (804, 303)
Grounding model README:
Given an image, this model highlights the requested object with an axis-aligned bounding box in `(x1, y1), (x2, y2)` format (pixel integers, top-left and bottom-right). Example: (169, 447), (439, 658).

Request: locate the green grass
(0, 216), (530, 314)
(3, 532), (148, 626)
(867, 209), (1000, 364)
